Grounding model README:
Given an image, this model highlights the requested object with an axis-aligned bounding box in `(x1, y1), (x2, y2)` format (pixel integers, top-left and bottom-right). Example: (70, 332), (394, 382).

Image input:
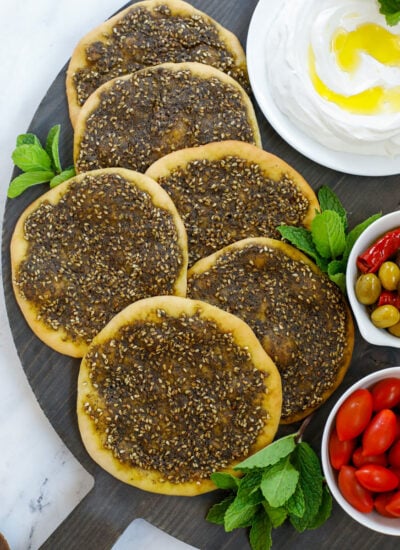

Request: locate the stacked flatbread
(9, 0), (355, 495)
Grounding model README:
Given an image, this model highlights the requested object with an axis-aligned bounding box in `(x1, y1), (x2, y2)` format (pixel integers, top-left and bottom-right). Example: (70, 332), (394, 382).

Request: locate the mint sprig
(207, 420), (330, 550)
(8, 125), (75, 198)
(378, 0), (400, 26)
(278, 185), (381, 293)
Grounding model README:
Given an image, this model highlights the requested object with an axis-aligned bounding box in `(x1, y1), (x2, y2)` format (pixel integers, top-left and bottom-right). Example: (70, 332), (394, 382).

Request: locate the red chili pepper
(377, 291), (400, 309)
(357, 229), (400, 273)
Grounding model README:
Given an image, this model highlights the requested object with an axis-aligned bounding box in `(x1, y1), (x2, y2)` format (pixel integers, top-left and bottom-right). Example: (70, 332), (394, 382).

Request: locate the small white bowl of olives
(346, 211), (400, 348)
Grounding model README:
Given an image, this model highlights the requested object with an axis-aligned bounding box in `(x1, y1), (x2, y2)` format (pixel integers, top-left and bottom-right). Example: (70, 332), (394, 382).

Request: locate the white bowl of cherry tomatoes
(321, 367), (400, 535)
(346, 210), (400, 347)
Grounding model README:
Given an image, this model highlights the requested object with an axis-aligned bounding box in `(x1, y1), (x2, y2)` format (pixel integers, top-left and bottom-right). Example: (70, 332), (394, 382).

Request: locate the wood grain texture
(2, 1), (400, 548)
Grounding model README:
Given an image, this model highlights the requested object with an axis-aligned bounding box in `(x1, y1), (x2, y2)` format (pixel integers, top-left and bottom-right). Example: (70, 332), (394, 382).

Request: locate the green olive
(355, 273), (382, 305)
(378, 261), (400, 291)
(371, 305), (400, 328)
(388, 321), (400, 337)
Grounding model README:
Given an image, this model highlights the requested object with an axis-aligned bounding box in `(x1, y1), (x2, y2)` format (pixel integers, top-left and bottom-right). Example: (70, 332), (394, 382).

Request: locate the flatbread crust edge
(188, 237), (355, 424)
(77, 295), (282, 496)
(66, 0), (248, 127)
(10, 168), (188, 358)
(146, 140), (320, 229)
(73, 61), (262, 171)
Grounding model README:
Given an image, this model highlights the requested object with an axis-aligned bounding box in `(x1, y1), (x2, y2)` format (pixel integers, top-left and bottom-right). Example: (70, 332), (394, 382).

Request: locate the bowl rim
(346, 210), (400, 348)
(321, 366), (400, 535)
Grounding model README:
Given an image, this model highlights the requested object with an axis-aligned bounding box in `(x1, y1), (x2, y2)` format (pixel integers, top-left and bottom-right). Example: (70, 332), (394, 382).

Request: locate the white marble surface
(0, 1), (198, 548)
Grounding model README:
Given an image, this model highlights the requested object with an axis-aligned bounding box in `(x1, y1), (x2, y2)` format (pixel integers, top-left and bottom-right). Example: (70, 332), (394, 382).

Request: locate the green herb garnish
(377, 0), (400, 26)
(278, 185), (381, 293)
(8, 125), (75, 198)
(207, 420), (331, 550)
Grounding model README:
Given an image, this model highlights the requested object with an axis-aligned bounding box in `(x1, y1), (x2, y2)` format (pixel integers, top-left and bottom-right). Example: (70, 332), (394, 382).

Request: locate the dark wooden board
(2, 1), (400, 548)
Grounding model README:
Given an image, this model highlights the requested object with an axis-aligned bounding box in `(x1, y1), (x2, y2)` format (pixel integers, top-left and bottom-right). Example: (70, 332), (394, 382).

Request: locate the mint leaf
(277, 225), (320, 260)
(378, 0), (400, 25)
(224, 497), (259, 531)
(236, 434), (296, 471)
(45, 124), (62, 173)
(260, 457), (299, 508)
(237, 471), (263, 503)
(16, 133), (42, 147)
(211, 472), (240, 491)
(311, 210), (346, 259)
(262, 501), (287, 528)
(249, 508), (272, 550)
(50, 167), (76, 188)
(306, 484), (333, 530)
(286, 482), (306, 518)
(342, 213), (381, 262)
(318, 186), (347, 230)
(289, 442), (323, 532)
(12, 144), (53, 172)
(206, 494), (235, 525)
(327, 260), (346, 293)
(8, 171), (55, 198)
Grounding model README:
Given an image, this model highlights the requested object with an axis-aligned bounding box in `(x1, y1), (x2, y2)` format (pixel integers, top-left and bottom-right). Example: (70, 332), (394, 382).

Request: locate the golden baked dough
(73, 62), (261, 174)
(77, 296), (282, 495)
(66, 0), (249, 127)
(11, 168), (188, 357)
(146, 140), (319, 265)
(187, 237), (354, 424)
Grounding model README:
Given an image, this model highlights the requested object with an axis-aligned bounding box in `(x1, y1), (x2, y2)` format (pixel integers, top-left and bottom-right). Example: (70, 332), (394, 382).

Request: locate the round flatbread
(77, 296), (282, 495)
(66, 0), (249, 127)
(11, 168), (188, 357)
(187, 237), (354, 424)
(146, 140), (319, 265)
(73, 62), (261, 174)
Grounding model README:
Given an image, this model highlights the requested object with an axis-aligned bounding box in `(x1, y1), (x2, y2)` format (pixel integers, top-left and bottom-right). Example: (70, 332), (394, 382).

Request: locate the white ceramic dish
(321, 367), (400, 535)
(346, 211), (400, 348)
(246, 0), (400, 176)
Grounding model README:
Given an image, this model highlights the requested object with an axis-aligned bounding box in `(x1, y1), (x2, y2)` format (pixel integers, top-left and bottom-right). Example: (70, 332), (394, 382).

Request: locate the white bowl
(346, 210), (400, 348)
(321, 367), (400, 535)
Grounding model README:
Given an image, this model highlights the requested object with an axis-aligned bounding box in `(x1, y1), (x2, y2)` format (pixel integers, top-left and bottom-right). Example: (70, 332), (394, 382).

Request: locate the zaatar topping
(73, 3), (248, 107)
(188, 244), (349, 421)
(84, 312), (268, 483)
(75, 67), (257, 174)
(156, 156), (311, 265)
(14, 173), (184, 345)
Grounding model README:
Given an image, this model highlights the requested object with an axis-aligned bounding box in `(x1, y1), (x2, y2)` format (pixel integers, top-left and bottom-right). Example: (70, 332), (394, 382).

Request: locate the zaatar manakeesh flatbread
(10, 168), (188, 357)
(146, 140), (319, 265)
(187, 237), (354, 424)
(77, 295), (282, 495)
(66, 0), (249, 127)
(73, 62), (261, 174)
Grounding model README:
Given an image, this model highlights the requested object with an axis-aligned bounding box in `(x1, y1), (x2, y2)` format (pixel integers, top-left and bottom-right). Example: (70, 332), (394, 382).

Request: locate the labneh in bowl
(321, 367), (400, 535)
(346, 210), (400, 348)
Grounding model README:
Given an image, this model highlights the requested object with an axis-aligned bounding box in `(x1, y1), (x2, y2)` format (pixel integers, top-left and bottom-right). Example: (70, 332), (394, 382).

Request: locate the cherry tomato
(352, 447), (387, 468)
(338, 465), (374, 513)
(362, 409), (397, 456)
(389, 466), (400, 486)
(355, 464), (399, 492)
(329, 428), (356, 470)
(374, 492), (398, 518)
(394, 414), (400, 440)
(389, 440), (400, 468)
(385, 491), (400, 517)
(336, 388), (373, 441)
(371, 377), (400, 411)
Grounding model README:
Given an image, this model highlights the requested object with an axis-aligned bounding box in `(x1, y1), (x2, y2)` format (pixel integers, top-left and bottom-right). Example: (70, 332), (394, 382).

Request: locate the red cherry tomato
(336, 388), (373, 441)
(371, 377), (400, 411)
(362, 409), (397, 456)
(394, 414), (400, 440)
(389, 440), (400, 468)
(374, 492), (398, 518)
(329, 428), (356, 470)
(385, 491), (400, 517)
(355, 464), (399, 492)
(389, 466), (400, 486)
(352, 447), (387, 468)
(338, 465), (374, 513)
